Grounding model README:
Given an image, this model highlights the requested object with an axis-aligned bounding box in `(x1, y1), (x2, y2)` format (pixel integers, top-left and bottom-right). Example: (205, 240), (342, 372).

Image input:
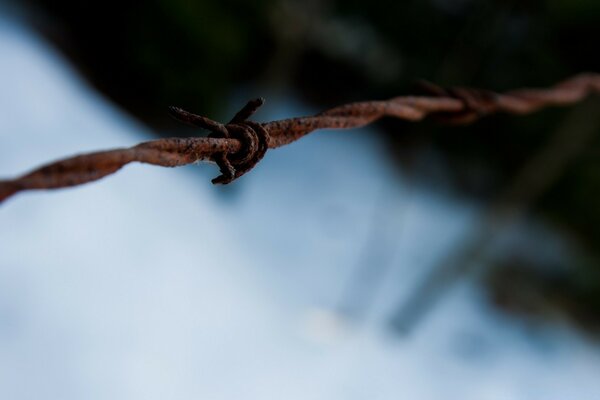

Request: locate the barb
(1, 73), (599, 204)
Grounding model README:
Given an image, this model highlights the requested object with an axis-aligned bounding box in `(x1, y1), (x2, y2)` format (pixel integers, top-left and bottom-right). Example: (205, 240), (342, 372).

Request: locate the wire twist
(168, 98), (269, 184)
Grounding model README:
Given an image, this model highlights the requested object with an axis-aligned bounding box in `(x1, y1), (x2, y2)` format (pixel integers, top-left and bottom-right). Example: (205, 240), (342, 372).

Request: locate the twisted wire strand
(1, 73), (599, 204)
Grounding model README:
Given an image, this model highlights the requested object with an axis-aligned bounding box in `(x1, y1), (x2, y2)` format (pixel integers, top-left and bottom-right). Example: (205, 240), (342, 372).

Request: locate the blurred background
(1, 0), (600, 398)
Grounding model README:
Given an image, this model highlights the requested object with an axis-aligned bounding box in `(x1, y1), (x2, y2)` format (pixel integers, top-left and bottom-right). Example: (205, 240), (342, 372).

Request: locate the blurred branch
(390, 96), (600, 335)
(1, 73), (599, 204)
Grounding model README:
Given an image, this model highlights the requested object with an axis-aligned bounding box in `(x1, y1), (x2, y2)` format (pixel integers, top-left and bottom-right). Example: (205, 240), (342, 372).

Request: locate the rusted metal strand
(1, 73), (599, 204)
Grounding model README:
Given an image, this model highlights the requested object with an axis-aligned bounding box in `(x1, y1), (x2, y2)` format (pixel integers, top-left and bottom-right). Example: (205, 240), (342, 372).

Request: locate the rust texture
(1, 73), (599, 204)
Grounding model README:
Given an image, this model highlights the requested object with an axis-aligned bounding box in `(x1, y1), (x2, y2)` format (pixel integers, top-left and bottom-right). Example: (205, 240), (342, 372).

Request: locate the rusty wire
(1, 73), (599, 204)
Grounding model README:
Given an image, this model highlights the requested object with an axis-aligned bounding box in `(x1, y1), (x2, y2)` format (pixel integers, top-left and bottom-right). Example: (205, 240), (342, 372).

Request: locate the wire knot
(417, 80), (499, 124)
(169, 98), (269, 184)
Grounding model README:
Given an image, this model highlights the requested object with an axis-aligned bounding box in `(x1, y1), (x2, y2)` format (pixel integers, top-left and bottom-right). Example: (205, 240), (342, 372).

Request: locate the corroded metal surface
(1, 73), (599, 204)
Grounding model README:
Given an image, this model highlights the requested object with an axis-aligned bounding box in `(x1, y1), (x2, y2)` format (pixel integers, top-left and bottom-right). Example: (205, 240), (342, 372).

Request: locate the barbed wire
(1, 73), (599, 204)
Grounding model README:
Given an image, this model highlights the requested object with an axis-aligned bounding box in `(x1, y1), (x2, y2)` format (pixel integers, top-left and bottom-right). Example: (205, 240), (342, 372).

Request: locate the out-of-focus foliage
(23, 0), (600, 332)
(27, 0), (277, 122)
